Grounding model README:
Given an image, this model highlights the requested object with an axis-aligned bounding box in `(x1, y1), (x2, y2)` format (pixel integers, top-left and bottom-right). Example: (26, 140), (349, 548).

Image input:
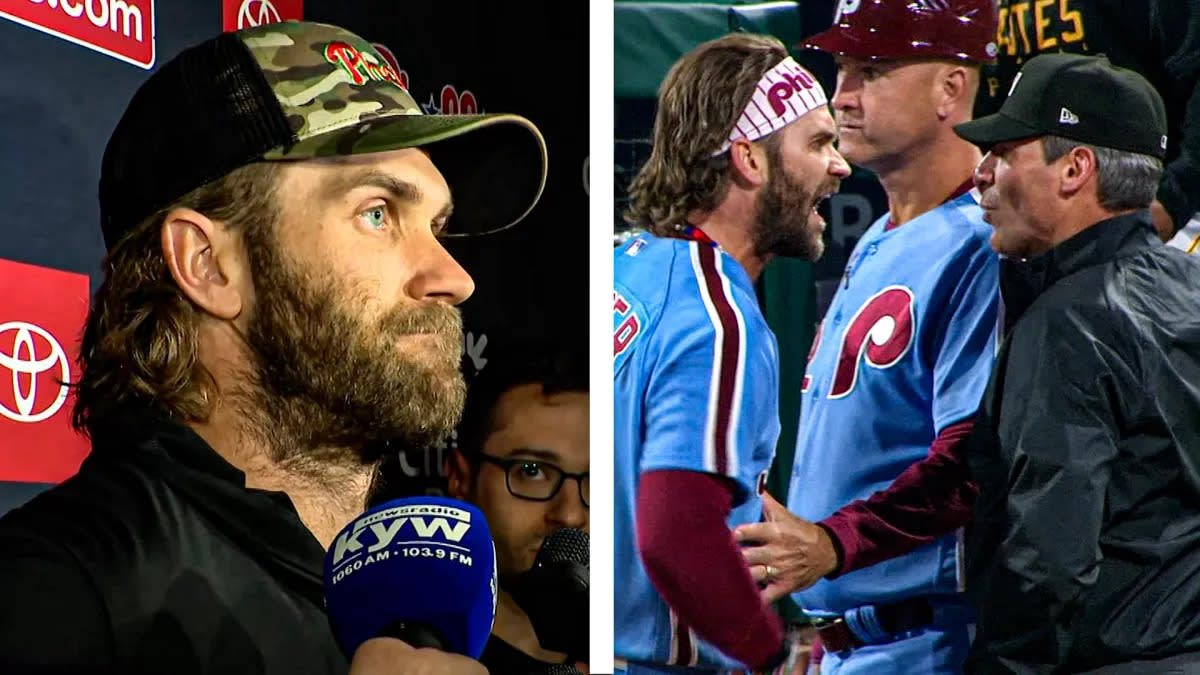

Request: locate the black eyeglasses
(477, 454), (589, 508)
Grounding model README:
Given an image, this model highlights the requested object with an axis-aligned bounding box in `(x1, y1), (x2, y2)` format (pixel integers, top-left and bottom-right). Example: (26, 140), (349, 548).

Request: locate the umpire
(956, 53), (1200, 673)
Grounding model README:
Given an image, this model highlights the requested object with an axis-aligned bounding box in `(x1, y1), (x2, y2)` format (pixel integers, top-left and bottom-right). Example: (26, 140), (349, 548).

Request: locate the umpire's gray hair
(1041, 135), (1163, 211)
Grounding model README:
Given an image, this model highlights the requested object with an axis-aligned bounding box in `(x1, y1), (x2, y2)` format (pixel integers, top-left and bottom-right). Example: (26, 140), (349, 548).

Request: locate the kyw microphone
(512, 527), (589, 661)
(323, 496), (498, 659)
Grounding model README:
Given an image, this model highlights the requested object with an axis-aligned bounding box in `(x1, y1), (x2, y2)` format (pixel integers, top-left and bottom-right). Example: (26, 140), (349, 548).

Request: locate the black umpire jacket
(0, 411), (348, 674)
(964, 211), (1200, 673)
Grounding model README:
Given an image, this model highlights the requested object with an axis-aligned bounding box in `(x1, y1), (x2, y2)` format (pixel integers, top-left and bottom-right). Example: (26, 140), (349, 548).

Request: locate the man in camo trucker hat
(100, 20), (547, 244)
(0, 21), (541, 674)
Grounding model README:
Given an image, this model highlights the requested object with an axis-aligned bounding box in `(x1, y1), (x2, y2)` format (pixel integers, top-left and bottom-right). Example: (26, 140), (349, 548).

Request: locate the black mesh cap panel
(98, 32), (294, 249)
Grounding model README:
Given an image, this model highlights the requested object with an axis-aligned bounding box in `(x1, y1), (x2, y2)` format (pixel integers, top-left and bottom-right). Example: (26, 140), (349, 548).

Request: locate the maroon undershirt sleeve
(818, 418), (978, 577)
(637, 469), (784, 670)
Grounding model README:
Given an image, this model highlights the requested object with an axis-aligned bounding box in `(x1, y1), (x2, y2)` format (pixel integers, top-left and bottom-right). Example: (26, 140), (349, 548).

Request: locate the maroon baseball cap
(799, 0), (999, 63)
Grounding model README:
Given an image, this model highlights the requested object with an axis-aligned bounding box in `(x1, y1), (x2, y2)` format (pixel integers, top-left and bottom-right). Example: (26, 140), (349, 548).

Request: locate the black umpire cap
(954, 53), (1168, 159)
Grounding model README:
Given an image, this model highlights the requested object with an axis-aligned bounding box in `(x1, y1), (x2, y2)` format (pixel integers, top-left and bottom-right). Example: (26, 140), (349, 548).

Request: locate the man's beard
(753, 150), (829, 262)
(233, 236), (466, 468)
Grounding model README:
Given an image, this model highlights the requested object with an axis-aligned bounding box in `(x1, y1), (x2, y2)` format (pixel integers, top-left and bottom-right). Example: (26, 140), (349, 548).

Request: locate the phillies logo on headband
(714, 57), (829, 156)
(767, 68), (819, 116)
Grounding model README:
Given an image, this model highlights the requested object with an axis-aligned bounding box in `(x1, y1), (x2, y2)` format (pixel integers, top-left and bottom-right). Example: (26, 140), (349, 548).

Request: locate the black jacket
(977, 0), (1200, 234)
(964, 211), (1200, 673)
(0, 413), (348, 674)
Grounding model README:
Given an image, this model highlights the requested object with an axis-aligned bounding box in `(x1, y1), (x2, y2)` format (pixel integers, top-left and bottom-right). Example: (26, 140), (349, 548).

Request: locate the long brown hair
(72, 162), (281, 438)
(624, 33), (788, 235)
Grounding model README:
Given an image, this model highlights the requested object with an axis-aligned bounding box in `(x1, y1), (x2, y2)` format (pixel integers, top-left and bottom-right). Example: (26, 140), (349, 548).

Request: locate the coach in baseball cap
(956, 53), (1200, 673)
(0, 20), (544, 674)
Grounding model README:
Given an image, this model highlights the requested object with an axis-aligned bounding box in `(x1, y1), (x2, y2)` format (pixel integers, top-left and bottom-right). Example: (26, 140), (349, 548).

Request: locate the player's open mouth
(812, 191), (836, 216)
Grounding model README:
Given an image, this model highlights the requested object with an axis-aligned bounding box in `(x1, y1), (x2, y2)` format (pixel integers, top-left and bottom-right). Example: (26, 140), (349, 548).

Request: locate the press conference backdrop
(0, 0), (588, 514)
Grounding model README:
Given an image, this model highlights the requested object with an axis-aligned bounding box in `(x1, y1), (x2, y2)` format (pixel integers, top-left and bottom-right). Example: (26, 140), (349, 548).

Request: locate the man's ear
(728, 138), (769, 189)
(161, 208), (246, 320)
(446, 449), (474, 500)
(935, 64), (973, 120)
(1059, 145), (1098, 199)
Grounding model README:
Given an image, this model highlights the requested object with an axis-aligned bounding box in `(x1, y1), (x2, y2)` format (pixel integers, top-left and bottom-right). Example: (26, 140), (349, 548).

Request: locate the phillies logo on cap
(0, 0), (156, 70)
(0, 258), (90, 484)
(371, 43), (410, 90)
(834, 0), (861, 22)
(222, 0), (302, 32)
(324, 42), (406, 89)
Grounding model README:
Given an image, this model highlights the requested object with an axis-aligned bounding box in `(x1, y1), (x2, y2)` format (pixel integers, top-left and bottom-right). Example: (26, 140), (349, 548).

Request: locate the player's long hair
(72, 163), (281, 439)
(625, 33), (788, 236)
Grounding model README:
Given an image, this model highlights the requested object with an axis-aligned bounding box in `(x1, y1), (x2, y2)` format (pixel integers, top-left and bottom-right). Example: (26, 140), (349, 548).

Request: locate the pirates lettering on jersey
(987, 0), (1086, 99)
(614, 290), (641, 356)
(829, 286), (915, 399)
(997, 0), (1085, 56)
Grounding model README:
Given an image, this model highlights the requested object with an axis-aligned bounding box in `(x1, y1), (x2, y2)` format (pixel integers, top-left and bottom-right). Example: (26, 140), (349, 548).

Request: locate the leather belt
(811, 596), (936, 653)
(812, 616), (860, 653)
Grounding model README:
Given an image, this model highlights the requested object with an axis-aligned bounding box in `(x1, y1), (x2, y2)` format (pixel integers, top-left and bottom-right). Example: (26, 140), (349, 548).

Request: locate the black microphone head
(513, 528), (590, 660)
(534, 528), (589, 568)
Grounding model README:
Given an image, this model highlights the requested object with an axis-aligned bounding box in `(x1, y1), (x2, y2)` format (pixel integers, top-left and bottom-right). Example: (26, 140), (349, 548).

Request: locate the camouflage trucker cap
(98, 21), (547, 249)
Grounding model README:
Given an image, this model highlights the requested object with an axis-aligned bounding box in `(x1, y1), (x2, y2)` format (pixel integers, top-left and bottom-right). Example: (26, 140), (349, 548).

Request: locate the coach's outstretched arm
(734, 231), (999, 591)
(735, 417), (979, 599)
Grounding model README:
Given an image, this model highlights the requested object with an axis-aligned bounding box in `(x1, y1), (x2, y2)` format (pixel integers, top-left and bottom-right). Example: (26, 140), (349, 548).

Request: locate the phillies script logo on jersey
(0, 258), (90, 484)
(1, 0), (155, 69)
(221, 0), (301, 32)
(802, 286), (915, 398)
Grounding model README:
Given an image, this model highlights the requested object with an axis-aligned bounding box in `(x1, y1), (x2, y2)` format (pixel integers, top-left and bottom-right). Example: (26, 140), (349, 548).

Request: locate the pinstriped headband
(712, 56), (829, 156)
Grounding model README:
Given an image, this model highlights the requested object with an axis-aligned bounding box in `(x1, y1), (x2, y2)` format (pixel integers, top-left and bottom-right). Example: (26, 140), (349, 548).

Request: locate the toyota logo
(237, 0), (281, 29)
(0, 321), (70, 423)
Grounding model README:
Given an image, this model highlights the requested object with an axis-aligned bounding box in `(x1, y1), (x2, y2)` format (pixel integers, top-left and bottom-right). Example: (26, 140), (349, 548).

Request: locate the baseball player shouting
(613, 33), (849, 674)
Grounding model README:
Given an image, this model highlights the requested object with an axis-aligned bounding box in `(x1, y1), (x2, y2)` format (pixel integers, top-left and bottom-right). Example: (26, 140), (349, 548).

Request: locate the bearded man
(0, 21), (545, 675)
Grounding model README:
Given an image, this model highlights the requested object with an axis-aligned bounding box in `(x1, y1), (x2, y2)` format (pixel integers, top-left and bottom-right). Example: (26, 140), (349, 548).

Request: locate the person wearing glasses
(447, 342), (589, 674)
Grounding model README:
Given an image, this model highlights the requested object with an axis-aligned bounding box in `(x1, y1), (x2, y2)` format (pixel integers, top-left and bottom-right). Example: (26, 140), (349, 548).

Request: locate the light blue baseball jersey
(614, 232), (779, 671)
(789, 190), (1000, 615)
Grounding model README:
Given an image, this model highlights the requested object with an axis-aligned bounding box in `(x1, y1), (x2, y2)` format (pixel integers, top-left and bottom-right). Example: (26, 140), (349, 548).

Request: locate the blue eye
(360, 207), (387, 229)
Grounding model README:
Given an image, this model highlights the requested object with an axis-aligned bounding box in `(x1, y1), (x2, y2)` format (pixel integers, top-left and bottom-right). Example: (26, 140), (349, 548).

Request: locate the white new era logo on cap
(1059, 108), (1080, 125)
